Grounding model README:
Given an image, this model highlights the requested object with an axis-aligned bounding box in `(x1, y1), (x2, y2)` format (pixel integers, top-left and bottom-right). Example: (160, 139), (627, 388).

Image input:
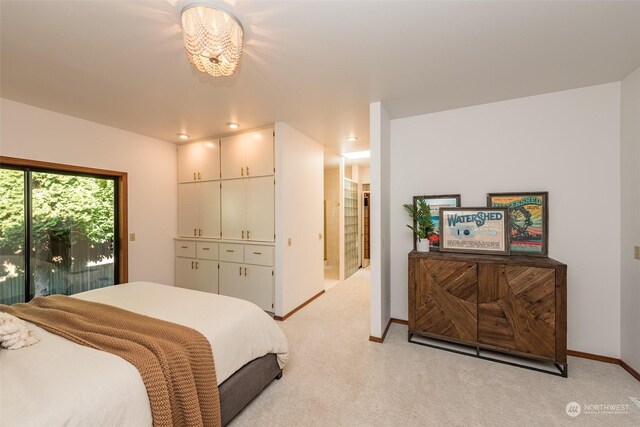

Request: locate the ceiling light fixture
(226, 122), (239, 129)
(342, 150), (370, 160)
(346, 136), (358, 142)
(177, 133), (190, 140)
(181, 3), (244, 77)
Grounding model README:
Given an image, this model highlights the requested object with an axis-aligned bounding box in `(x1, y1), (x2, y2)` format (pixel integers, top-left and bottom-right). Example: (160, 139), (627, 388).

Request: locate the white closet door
(244, 128), (274, 178)
(245, 265), (273, 311)
(199, 181), (221, 238)
(198, 139), (221, 182)
(218, 261), (243, 299)
(246, 176), (275, 241)
(178, 183), (199, 237)
(177, 143), (200, 183)
(178, 141), (220, 182)
(175, 257), (197, 289)
(193, 259), (219, 294)
(221, 179), (246, 240)
(220, 134), (246, 179)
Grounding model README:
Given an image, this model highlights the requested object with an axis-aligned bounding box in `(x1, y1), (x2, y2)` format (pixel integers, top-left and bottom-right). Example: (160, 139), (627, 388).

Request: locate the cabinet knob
(191, 261), (195, 269)
(247, 230), (250, 239)
(242, 230), (245, 239)
(241, 167), (244, 176)
(180, 245), (188, 249)
(198, 229), (202, 237)
(253, 252), (262, 255)
(226, 249), (235, 253)
(202, 247), (210, 251)
(193, 228), (197, 237)
(197, 172), (201, 180)
(193, 172), (197, 181)
(246, 166), (250, 176)
(195, 261), (199, 270)
(239, 266), (242, 276)
(244, 267), (248, 276)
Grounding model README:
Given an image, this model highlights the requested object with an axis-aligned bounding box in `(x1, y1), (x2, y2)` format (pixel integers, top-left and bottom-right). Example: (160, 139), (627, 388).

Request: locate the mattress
(0, 282), (289, 427)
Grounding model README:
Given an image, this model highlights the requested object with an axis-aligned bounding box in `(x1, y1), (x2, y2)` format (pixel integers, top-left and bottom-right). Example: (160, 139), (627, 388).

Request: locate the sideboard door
(410, 258), (478, 342)
(478, 264), (556, 359)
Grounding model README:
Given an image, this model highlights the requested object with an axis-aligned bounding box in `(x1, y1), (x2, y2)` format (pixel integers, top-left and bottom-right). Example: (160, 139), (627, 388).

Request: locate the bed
(0, 282), (289, 426)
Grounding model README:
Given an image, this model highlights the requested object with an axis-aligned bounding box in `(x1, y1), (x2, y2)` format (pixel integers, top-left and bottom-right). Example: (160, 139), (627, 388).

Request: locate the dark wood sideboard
(408, 250), (567, 376)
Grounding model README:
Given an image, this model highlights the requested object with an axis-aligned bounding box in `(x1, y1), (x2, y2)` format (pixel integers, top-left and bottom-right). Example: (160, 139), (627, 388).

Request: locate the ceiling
(2, 1), (639, 155)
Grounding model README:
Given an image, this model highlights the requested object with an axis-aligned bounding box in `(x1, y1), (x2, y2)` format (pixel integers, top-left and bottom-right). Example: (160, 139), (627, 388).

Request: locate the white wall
(370, 102), (391, 338)
(274, 122), (324, 316)
(620, 67), (640, 372)
(0, 99), (177, 285)
(359, 166), (370, 184)
(389, 83), (622, 357)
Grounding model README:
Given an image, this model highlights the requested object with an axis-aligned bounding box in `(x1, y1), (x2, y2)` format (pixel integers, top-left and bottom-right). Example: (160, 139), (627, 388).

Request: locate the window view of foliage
(0, 168), (115, 303)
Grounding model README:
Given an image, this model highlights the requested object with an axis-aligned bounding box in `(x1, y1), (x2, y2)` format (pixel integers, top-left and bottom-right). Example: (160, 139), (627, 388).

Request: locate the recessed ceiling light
(227, 122), (239, 129)
(342, 150), (370, 160)
(346, 136), (358, 142)
(177, 133), (189, 140)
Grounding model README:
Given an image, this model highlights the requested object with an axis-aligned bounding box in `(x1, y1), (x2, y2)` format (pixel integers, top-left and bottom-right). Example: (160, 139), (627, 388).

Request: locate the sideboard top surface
(408, 250), (566, 268)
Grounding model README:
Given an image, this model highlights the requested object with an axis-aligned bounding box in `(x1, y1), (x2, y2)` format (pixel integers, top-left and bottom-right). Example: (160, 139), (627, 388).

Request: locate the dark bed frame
(219, 353), (282, 425)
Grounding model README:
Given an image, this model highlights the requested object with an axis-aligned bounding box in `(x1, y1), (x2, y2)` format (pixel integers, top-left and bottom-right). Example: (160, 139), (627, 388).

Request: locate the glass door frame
(0, 156), (129, 300)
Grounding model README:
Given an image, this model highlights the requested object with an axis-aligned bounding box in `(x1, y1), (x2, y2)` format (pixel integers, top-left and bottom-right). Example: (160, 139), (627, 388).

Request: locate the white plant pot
(416, 238), (430, 252)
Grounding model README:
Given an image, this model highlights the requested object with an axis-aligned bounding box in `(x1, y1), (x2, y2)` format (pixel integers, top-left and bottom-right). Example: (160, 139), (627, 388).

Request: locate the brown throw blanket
(1, 295), (221, 427)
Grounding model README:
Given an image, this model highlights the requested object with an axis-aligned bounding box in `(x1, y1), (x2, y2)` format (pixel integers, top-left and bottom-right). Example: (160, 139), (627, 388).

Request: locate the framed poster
(439, 207), (510, 255)
(487, 192), (548, 256)
(412, 194), (461, 250)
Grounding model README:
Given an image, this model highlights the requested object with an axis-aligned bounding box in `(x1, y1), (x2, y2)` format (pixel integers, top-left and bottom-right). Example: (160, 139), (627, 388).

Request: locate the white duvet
(0, 282), (289, 427)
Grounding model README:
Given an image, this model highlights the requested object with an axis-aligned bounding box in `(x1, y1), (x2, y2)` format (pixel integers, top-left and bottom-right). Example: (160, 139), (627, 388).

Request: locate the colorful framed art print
(412, 194), (461, 250)
(487, 192), (548, 256)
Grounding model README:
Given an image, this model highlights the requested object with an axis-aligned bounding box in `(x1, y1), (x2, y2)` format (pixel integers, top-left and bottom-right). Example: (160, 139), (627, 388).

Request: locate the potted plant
(403, 198), (435, 252)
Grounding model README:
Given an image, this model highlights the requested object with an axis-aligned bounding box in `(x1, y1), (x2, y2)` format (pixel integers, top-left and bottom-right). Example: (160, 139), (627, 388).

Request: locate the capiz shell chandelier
(181, 3), (244, 77)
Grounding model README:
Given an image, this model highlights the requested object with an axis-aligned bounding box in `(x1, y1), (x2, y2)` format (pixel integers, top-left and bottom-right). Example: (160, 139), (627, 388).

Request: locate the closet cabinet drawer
(219, 243), (244, 263)
(197, 242), (218, 260)
(175, 241), (196, 258)
(244, 245), (273, 266)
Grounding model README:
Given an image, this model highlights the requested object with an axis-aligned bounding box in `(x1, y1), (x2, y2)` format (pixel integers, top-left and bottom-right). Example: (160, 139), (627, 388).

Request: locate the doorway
(323, 154), (371, 288)
(361, 190), (370, 268)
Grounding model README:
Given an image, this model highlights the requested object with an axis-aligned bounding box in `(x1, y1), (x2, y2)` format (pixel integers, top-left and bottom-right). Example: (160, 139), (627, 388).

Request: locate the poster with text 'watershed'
(489, 195), (545, 254)
(441, 209), (509, 254)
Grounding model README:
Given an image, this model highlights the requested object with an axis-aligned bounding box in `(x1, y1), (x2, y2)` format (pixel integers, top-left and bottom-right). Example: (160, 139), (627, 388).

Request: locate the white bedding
(0, 282), (289, 427)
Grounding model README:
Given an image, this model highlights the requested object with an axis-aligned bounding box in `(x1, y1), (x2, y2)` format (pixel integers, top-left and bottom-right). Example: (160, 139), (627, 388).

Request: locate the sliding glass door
(0, 166), (118, 304)
(0, 168), (26, 303)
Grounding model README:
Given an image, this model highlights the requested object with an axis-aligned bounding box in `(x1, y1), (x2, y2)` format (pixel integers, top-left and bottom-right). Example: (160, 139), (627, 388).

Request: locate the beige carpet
(232, 268), (640, 426)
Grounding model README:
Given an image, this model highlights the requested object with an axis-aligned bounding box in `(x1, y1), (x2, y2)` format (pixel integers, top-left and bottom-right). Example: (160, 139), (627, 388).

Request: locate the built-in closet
(175, 127), (275, 312)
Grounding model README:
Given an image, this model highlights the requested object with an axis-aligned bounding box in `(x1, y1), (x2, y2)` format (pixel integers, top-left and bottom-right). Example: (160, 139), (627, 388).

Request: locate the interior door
(178, 182), (199, 237)
(220, 134), (246, 179)
(199, 181), (221, 238)
(246, 176), (275, 241)
(221, 179), (246, 240)
(244, 128), (274, 178)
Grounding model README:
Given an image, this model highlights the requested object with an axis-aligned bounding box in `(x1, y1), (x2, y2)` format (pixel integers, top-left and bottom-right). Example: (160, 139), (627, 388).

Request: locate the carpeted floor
(232, 268), (640, 426)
